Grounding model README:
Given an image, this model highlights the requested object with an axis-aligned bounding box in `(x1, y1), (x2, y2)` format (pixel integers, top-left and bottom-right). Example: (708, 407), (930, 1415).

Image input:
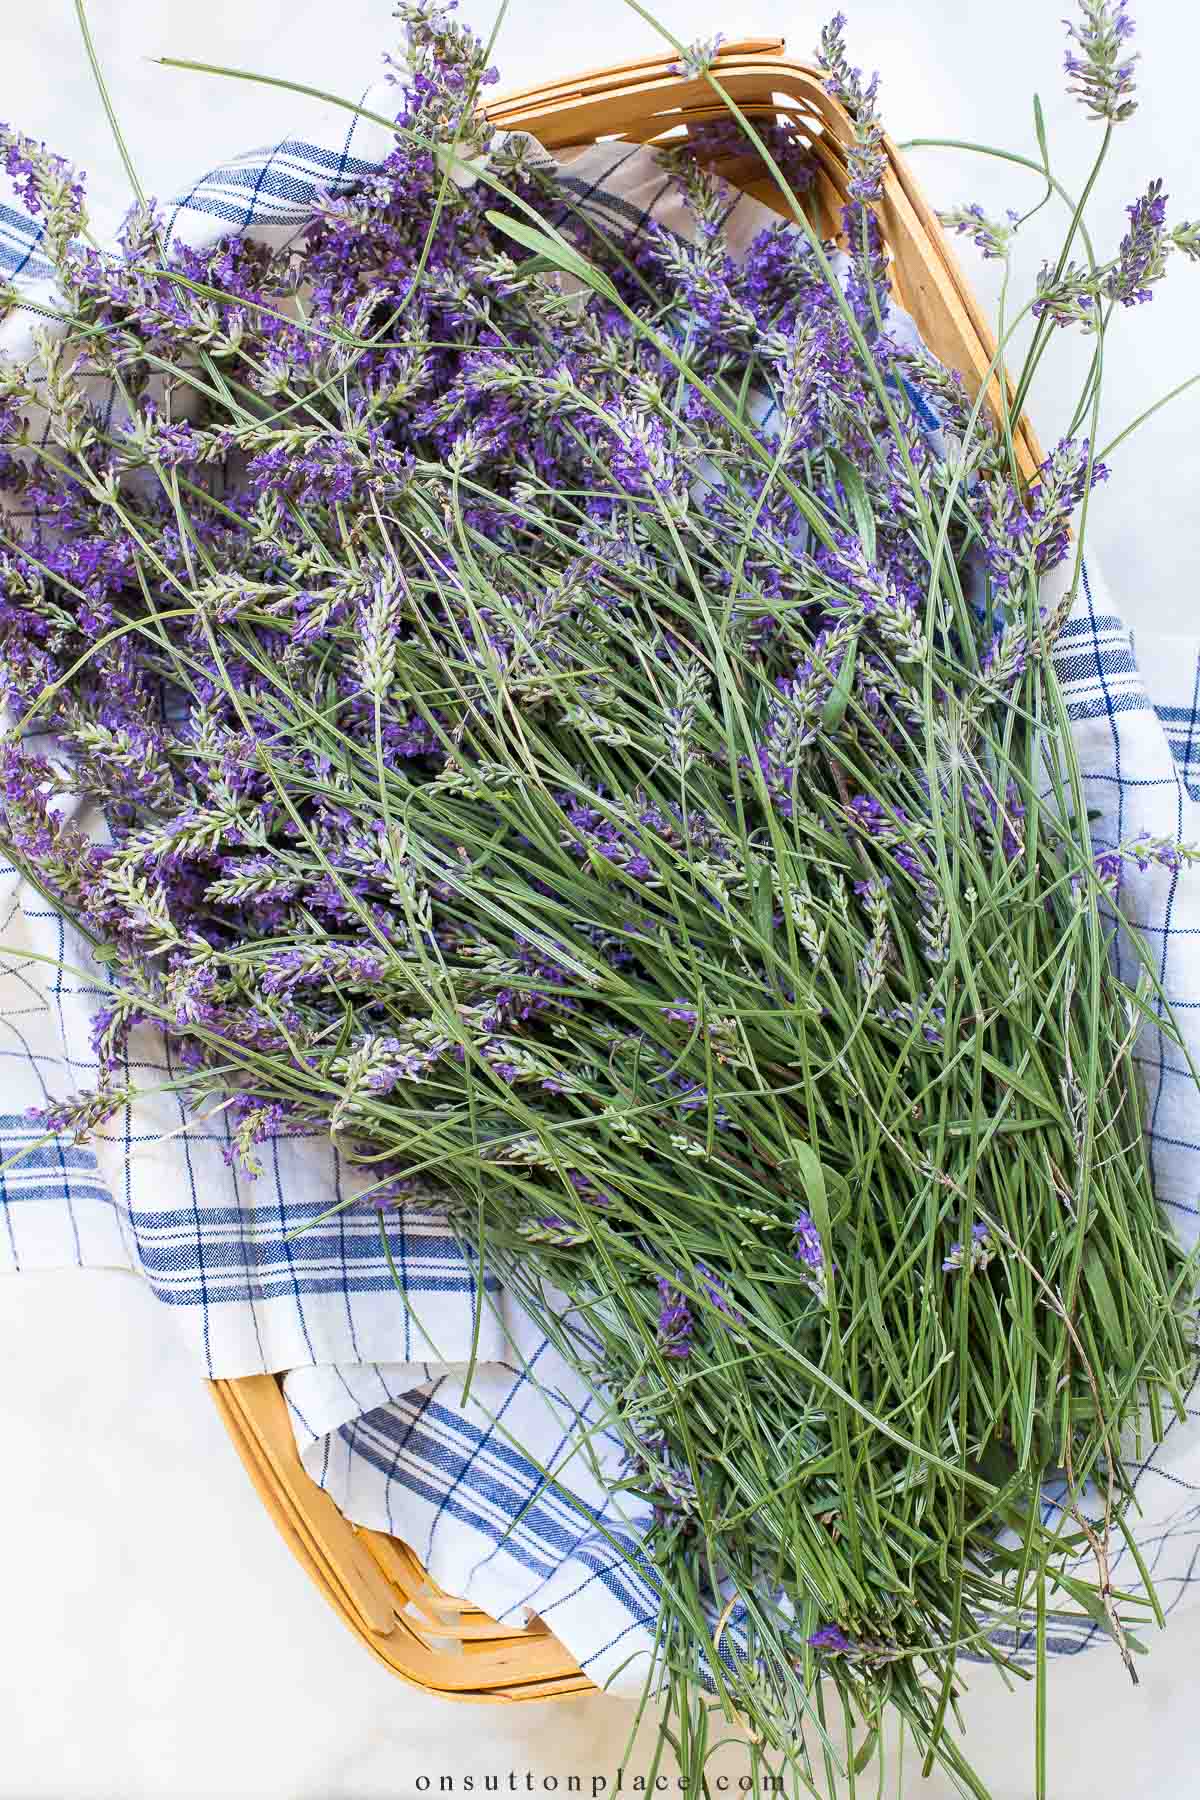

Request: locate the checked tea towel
(1, 80), (1199, 1688)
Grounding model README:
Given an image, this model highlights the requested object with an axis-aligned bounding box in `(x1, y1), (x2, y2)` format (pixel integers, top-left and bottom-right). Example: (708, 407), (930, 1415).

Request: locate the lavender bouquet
(3, 1), (1200, 1793)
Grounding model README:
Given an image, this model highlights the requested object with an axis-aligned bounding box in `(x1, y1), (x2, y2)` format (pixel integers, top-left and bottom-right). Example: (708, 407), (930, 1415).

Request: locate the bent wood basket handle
(211, 1374), (590, 1700)
(208, 36), (1043, 1702)
(486, 39), (1044, 479)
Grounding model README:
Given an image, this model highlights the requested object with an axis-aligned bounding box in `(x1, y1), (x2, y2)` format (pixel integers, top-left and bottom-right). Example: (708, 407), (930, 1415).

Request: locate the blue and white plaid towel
(2, 82), (1199, 1686)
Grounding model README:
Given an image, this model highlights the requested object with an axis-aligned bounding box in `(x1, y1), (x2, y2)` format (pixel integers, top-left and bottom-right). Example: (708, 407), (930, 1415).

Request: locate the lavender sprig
(1103, 179), (1168, 307)
(1063, 0), (1139, 123)
(670, 33), (726, 79)
(939, 204), (1021, 263)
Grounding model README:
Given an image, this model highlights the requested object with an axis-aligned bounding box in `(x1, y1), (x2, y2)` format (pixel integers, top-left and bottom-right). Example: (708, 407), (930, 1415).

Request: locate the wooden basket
(210, 34), (1043, 1704)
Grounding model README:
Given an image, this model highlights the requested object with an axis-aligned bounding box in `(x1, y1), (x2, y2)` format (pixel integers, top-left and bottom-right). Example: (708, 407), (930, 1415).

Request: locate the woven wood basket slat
(210, 37), (1045, 1703)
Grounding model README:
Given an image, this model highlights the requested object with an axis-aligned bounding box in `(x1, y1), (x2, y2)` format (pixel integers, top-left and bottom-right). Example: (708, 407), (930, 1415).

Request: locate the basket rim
(484, 38), (1043, 478)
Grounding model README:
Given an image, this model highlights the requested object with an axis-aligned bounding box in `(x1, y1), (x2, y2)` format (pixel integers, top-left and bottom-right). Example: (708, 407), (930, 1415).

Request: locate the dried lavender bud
(259, 944), (389, 993)
(847, 795), (923, 886)
(816, 12), (882, 165)
(56, 706), (177, 812)
(792, 1211), (824, 1275)
(329, 1029), (451, 1125)
(822, 535), (925, 665)
(842, 200), (890, 335)
(224, 1098), (310, 1179)
(204, 856), (303, 907)
(1125, 833), (1199, 872)
(964, 774), (1026, 866)
(1094, 847), (1124, 892)
(31, 325), (96, 457)
(561, 704), (635, 751)
(602, 401), (687, 515)
(116, 402), (209, 472)
(649, 224), (759, 351)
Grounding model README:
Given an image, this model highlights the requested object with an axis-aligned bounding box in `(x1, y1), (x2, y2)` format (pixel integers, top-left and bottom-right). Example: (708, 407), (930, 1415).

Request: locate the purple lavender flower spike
(1129, 832), (1186, 873)
(943, 1222), (995, 1274)
(696, 1261), (744, 1325)
(938, 204), (1020, 263)
(1094, 833), (1198, 887)
(815, 13), (889, 316)
(978, 438), (1108, 591)
(0, 125), (87, 256)
(808, 1623), (852, 1654)
(793, 1211), (835, 1298)
(1031, 263), (1101, 332)
(1063, 1), (1139, 123)
(1104, 179), (1169, 307)
(665, 1000), (699, 1026)
(656, 1276), (695, 1359)
(29, 1085), (130, 1142)
(1093, 847), (1125, 889)
(793, 1212), (825, 1274)
(567, 1172), (615, 1210)
(816, 14), (875, 129)
(670, 33), (726, 79)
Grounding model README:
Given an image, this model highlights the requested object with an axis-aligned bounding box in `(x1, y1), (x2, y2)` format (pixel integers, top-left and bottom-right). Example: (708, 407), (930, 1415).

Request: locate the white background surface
(2, 3), (1199, 1795)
